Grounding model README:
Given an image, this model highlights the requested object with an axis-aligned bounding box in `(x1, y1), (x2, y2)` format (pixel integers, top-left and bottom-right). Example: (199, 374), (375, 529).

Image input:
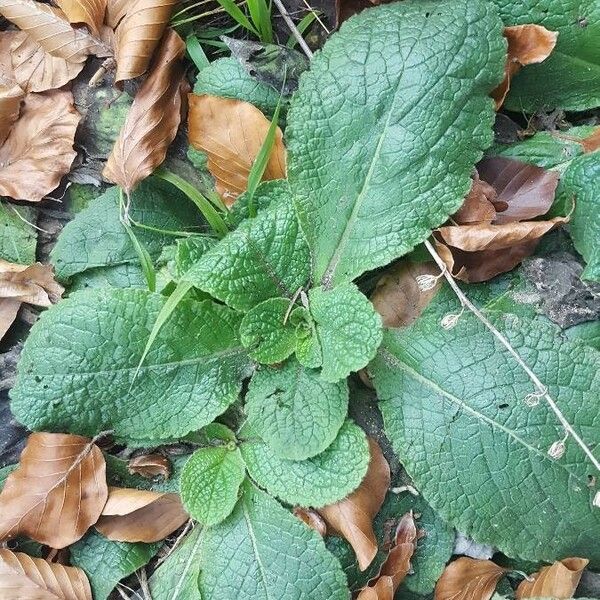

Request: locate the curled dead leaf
(0, 432), (108, 548)
(0, 89), (81, 202)
(318, 438), (390, 571)
(0, 549), (92, 599)
(95, 487), (188, 543)
(105, 0), (128, 28)
(113, 0), (178, 83)
(453, 172), (497, 225)
(0, 82), (23, 146)
(492, 24), (558, 109)
(371, 261), (442, 328)
(128, 453), (171, 479)
(188, 94), (287, 207)
(293, 507), (327, 536)
(516, 557), (589, 599)
(103, 29), (186, 193)
(54, 0), (107, 36)
(434, 557), (508, 600)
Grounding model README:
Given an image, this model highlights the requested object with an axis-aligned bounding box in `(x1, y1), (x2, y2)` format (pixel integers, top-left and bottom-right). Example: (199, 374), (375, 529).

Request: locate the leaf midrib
(242, 500), (274, 600)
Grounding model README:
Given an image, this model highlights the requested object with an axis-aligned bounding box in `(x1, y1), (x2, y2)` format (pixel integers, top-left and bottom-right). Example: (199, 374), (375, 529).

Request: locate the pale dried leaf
(103, 29), (186, 193)
(0, 82), (23, 145)
(0, 432), (108, 548)
(0, 0), (111, 61)
(0, 549), (92, 600)
(114, 0), (178, 83)
(54, 0), (106, 36)
(11, 30), (84, 92)
(0, 298), (21, 341)
(105, 0), (128, 28)
(516, 557), (589, 599)
(95, 487), (188, 543)
(188, 94), (287, 207)
(371, 261), (441, 328)
(434, 557), (507, 600)
(293, 507), (327, 536)
(0, 31), (19, 80)
(318, 438), (390, 571)
(0, 90), (80, 202)
(128, 453), (171, 479)
(0, 260), (63, 306)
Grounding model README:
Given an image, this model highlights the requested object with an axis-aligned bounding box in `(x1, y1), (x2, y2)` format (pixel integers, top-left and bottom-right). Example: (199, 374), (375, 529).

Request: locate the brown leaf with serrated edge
(103, 29), (186, 193)
(318, 438), (390, 571)
(11, 30), (85, 92)
(434, 557), (508, 600)
(188, 94), (287, 207)
(54, 0), (106, 36)
(0, 90), (80, 202)
(0, 549), (92, 599)
(0, 432), (108, 549)
(0, 0), (111, 62)
(371, 261), (441, 328)
(516, 557), (588, 599)
(293, 507), (327, 536)
(128, 453), (171, 479)
(492, 24), (557, 109)
(453, 172), (497, 225)
(95, 487), (188, 542)
(357, 512), (419, 600)
(113, 0), (178, 83)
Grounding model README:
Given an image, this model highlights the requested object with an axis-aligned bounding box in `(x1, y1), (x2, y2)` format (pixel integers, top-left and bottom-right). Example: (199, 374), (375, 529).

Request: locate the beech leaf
(0, 81), (23, 146)
(128, 454), (171, 479)
(188, 94), (287, 207)
(516, 558), (589, 599)
(318, 438), (390, 571)
(0, 89), (81, 202)
(95, 487), (188, 543)
(293, 507), (327, 536)
(0, 549), (92, 600)
(453, 173), (497, 225)
(54, 0), (107, 36)
(106, 0), (128, 28)
(113, 0), (178, 83)
(103, 29), (186, 194)
(0, 432), (108, 549)
(434, 558), (508, 600)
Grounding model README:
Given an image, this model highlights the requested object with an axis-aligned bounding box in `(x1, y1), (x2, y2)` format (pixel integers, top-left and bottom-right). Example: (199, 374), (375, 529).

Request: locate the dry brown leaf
(434, 557), (508, 600)
(0, 432), (108, 548)
(0, 89), (80, 201)
(453, 173), (497, 225)
(0, 31), (19, 80)
(128, 453), (171, 479)
(492, 24), (557, 108)
(318, 438), (390, 571)
(516, 557), (589, 599)
(0, 82), (23, 146)
(0, 0), (111, 62)
(188, 94), (287, 207)
(103, 29), (186, 193)
(0, 549), (92, 599)
(11, 30), (85, 92)
(580, 128), (600, 153)
(293, 507), (327, 536)
(113, 0), (178, 83)
(371, 261), (441, 328)
(95, 487), (188, 542)
(105, 0), (128, 28)
(357, 512), (419, 600)
(54, 0), (106, 36)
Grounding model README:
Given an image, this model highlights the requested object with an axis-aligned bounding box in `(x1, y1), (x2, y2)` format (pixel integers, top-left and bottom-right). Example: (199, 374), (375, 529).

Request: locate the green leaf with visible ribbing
(180, 446), (246, 526)
(370, 280), (600, 566)
(184, 182), (310, 311)
(241, 420), (369, 507)
(197, 481), (349, 600)
(175, 236), (216, 277)
(309, 284), (382, 382)
(71, 531), (159, 600)
(69, 263), (147, 291)
(10, 289), (253, 445)
(51, 180), (202, 280)
(491, 0), (600, 111)
(240, 297), (298, 363)
(0, 202), (36, 264)
(286, 0), (505, 286)
(245, 359), (349, 460)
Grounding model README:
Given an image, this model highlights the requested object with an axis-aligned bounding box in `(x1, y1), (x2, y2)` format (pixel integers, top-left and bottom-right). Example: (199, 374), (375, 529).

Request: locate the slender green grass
(187, 34), (210, 70)
(246, 0), (273, 43)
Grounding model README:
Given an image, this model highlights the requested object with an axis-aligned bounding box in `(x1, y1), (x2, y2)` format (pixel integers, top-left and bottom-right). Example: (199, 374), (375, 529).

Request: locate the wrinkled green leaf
(0, 202), (36, 264)
(245, 358), (348, 460)
(11, 289), (253, 445)
(68, 262), (147, 291)
(175, 236), (217, 277)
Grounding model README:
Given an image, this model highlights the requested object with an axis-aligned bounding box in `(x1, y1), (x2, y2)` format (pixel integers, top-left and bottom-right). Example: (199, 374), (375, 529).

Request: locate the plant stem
(424, 238), (600, 476)
(272, 0), (314, 59)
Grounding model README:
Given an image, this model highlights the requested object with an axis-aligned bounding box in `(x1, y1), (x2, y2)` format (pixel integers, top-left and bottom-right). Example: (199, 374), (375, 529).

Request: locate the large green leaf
(180, 446), (246, 526)
(10, 289), (253, 445)
(197, 481), (349, 600)
(245, 358), (349, 460)
(286, 0), (505, 286)
(70, 531), (159, 600)
(370, 280), (600, 566)
(491, 0), (600, 111)
(241, 419), (369, 507)
(51, 180), (203, 280)
(0, 202), (36, 264)
(184, 182), (310, 311)
(68, 263), (147, 291)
